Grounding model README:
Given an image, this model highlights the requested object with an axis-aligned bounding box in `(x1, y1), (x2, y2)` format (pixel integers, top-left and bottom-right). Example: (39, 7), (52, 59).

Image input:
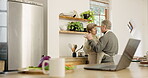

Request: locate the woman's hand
(84, 33), (93, 40)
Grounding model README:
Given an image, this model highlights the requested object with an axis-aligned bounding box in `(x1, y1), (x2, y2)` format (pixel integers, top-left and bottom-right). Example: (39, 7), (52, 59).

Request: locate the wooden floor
(0, 62), (148, 78)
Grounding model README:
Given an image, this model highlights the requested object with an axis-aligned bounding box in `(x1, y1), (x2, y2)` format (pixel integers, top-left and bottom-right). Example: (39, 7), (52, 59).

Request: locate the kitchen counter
(60, 56), (88, 65)
(0, 62), (148, 78)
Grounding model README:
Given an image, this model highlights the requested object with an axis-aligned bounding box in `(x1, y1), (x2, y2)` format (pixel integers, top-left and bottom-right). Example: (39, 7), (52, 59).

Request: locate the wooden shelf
(59, 16), (91, 22)
(59, 30), (87, 34)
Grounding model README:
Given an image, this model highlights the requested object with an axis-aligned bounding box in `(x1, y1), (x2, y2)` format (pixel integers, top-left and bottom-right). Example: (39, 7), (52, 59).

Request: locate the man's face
(101, 25), (106, 33)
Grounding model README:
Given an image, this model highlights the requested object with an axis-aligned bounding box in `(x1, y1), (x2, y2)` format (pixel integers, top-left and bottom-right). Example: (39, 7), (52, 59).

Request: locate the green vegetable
(67, 22), (84, 32)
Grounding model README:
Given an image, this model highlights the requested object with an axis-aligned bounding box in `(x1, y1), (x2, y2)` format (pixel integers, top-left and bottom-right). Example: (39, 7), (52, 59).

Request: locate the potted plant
(67, 22), (84, 32)
(80, 10), (95, 23)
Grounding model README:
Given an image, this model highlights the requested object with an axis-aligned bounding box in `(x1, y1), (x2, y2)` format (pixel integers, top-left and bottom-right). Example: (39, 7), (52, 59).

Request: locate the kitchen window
(90, 0), (109, 36)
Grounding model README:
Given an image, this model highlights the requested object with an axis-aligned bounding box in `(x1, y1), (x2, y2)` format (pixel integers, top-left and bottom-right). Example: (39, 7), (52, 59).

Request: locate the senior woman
(83, 23), (105, 64)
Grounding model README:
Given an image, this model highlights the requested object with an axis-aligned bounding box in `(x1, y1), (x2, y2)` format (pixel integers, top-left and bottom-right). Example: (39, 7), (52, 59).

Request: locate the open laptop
(84, 38), (141, 71)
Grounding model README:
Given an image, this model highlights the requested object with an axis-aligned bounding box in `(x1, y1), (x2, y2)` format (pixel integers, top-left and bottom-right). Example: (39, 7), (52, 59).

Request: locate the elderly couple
(84, 20), (118, 64)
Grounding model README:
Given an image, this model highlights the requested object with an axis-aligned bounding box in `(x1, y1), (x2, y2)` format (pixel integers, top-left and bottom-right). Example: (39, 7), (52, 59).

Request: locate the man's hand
(84, 33), (93, 40)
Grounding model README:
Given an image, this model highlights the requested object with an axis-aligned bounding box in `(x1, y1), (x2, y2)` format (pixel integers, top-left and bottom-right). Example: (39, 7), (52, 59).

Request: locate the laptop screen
(116, 38), (141, 70)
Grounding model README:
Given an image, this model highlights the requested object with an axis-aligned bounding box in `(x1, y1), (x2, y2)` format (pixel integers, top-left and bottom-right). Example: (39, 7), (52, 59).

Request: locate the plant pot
(72, 52), (76, 57)
(83, 14), (90, 19)
(83, 28), (87, 32)
(69, 29), (75, 31)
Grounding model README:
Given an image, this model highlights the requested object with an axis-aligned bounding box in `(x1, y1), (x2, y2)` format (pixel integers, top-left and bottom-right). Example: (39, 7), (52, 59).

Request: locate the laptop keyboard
(101, 65), (117, 68)
(84, 64), (117, 70)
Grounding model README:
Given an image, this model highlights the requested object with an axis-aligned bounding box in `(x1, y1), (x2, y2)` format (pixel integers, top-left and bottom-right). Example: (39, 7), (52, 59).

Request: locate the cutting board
(18, 67), (44, 74)
(18, 68), (74, 74)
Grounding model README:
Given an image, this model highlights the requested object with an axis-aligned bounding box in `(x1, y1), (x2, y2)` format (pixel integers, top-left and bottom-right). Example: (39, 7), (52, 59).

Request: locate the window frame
(90, 0), (109, 25)
(90, 0), (109, 37)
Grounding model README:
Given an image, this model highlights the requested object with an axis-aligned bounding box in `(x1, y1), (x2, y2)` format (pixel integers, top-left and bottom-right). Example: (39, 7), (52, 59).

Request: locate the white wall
(58, 0), (90, 56)
(47, 0), (59, 58)
(146, 0), (148, 53)
(47, 0), (89, 57)
(143, 0), (148, 55)
(36, 0), (147, 57)
(110, 0), (148, 56)
(58, 0), (148, 57)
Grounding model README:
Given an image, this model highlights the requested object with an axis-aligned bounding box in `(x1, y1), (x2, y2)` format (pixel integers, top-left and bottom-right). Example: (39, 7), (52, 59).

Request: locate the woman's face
(90, 27), (97, 35)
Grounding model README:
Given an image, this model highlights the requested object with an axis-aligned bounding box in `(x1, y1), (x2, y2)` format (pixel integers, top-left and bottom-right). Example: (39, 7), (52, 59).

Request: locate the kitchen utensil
(75, 45), (83, 52)
(71, 47), (75, 52)
(72, 44), (77, 52)
(74, 44), (77, 50)
(74, 44), (77, 52)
